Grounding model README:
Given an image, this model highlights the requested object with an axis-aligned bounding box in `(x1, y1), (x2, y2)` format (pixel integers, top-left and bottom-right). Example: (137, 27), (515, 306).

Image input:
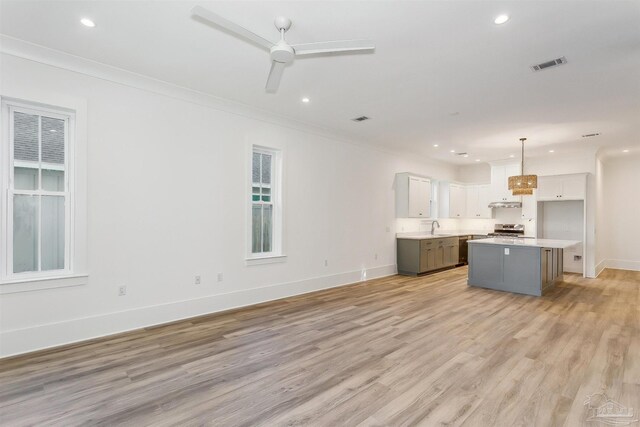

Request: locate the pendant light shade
(508, 138), (537, 196)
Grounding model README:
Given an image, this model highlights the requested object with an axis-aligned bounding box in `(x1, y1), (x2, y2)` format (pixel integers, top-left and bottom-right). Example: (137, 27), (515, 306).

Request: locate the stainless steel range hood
(488, 201), (522, 209)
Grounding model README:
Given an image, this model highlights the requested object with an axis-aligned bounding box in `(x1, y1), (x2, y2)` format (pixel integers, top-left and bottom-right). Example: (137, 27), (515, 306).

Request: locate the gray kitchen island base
(468, 242), (564, 296)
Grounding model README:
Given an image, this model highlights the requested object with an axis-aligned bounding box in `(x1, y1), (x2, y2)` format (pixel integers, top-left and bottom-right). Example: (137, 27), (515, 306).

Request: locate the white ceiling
(1, 0), (639, 164)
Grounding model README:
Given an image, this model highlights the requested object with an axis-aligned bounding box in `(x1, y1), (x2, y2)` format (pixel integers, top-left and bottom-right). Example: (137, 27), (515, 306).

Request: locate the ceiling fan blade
(265, 61), (286, 92)
(191, 6), (274, 50)
(292, 40), (375, 55)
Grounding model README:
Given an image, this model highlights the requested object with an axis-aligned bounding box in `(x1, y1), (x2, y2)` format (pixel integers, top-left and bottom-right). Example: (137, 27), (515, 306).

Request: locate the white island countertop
(468, 238), (580, 249)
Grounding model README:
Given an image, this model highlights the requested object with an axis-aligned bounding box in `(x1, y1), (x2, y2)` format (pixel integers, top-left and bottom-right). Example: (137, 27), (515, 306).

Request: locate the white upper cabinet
(466, 184), (492, 218)
(449, 184), (466, 218)
(396, 173), (432, 218)
(537, 174), (586, 201)
(490, 163), (521, 202)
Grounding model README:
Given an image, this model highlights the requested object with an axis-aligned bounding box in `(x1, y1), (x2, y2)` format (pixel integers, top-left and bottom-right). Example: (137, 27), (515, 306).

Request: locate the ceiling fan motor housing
(271, 42), (294, 63)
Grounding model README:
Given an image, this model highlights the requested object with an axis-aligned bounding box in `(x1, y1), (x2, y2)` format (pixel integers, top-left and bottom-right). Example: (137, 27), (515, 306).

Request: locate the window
(1, 100), (74, 280)
(249, 146), (282, 259)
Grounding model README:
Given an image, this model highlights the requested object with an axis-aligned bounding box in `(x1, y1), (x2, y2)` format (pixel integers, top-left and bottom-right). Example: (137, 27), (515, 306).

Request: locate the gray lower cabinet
(398, 237), (459, 276)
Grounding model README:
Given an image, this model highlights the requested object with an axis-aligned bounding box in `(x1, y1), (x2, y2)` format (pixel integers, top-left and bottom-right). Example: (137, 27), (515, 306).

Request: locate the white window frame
(246, 145), (285, 264)
(1, 99), (75, 282)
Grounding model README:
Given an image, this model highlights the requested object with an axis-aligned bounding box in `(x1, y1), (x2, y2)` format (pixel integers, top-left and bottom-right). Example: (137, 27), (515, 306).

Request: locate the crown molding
(0, 34), (363, 146)
(0, 34), (459, 169)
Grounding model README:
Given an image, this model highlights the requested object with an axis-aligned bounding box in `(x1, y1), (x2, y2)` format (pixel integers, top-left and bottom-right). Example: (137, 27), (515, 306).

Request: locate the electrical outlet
(217, 273), (223, 282)
(324, 260), (328, 267)
(195, 275), (201, 285)
(118, 286), (127, 296)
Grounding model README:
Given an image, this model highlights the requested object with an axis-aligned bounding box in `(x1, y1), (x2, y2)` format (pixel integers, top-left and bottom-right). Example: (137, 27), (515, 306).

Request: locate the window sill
(0, 274), (88, 294)
(245, 254), (287, 266)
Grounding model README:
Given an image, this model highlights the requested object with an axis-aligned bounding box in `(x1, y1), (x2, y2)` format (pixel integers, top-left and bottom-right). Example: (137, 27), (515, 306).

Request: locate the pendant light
(508, 137), (537, 196)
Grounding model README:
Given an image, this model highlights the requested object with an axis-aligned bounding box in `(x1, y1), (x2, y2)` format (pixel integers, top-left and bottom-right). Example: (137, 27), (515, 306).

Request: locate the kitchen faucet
(431, 220), (440, 235)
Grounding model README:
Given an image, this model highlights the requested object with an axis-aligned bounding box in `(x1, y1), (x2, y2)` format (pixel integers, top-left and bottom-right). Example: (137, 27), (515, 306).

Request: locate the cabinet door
(445, 244), (460, 266)
(465, 186), (479, 218)
(560, 176), (585, 200)
(491, 164), (520, 202)
(521, 192), (537, 220)
(491, 166), (506, 202)
(408, 177), (430, 217)
(477, 185), (492, 218)
(450, 184), (466, 218)
(435, 245), (445, 269)
(425, 248), (436, 271)
(537, 176), (562, 200)
(421, 179), (432, 217)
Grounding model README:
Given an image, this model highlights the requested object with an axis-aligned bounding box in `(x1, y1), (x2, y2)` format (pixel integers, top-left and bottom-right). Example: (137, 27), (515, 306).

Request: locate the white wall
(538, 200), (585, 273)
(599, 152), (640, 271)
(0, 52), (457, 356)
(456, 163), (490, 184)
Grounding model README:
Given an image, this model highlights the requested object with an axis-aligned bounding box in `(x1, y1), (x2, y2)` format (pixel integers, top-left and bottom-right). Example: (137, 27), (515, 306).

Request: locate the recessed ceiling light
(475, 159), (481, 162)
(463, 154), (469, 158)
(494, 14), (509, 25)
(549, 150), (555, 153)
(623, 149), (629, 153)
(450, 149), (456, 153)
(301, 97), (310, 103)
(433, 144), (439, 148)
(509, 154), (515, 158)
(80, 18), (96, 27)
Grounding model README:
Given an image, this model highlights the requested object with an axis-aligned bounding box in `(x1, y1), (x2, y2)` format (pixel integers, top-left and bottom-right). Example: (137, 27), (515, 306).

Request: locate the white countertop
(468, 238), (581, 249)
(396, 231), (490, 240)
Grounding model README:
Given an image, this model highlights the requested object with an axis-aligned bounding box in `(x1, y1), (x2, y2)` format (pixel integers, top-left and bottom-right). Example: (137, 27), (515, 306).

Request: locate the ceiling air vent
(530, 56), (567, 72)
(351, 116), (370, 122)
(582, 133), (600, 138)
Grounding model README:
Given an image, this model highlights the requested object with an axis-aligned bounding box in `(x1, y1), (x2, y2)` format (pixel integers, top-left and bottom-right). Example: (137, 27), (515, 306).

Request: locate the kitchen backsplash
(396, 208), (536, 236)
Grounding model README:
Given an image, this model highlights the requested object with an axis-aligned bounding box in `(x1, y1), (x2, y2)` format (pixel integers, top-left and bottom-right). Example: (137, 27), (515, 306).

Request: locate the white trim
(0, 265), (396, 358)
(605, 259), (640, 272)
(595, 259), (607, 277)
(1, 99), (75, 281)
(245, 255), (288, 266)
(247, 145), (284, 259)
(0, 35), (355, 151)
(0, 274), (88, 294)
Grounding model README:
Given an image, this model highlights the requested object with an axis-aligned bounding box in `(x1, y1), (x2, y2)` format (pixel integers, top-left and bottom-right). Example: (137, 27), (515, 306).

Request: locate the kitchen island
(467, 238), (580, 296)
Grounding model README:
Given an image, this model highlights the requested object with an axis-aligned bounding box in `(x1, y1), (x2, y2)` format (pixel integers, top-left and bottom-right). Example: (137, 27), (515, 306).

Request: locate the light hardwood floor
(1, 267), (639, 426)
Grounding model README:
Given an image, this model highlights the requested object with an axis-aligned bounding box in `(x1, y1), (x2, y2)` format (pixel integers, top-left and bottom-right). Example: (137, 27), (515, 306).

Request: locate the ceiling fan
(191, 6), (375, 93)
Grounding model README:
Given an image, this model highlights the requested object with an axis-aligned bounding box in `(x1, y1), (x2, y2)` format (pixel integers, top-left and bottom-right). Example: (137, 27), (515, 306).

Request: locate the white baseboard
(604, 259), (640, 272)
(0, 264), (396, 358)
(595, 259), (608, 277)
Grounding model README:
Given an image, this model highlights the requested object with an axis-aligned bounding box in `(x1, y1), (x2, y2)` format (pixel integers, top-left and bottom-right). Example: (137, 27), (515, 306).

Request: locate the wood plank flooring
(1, 267), (639, 426)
